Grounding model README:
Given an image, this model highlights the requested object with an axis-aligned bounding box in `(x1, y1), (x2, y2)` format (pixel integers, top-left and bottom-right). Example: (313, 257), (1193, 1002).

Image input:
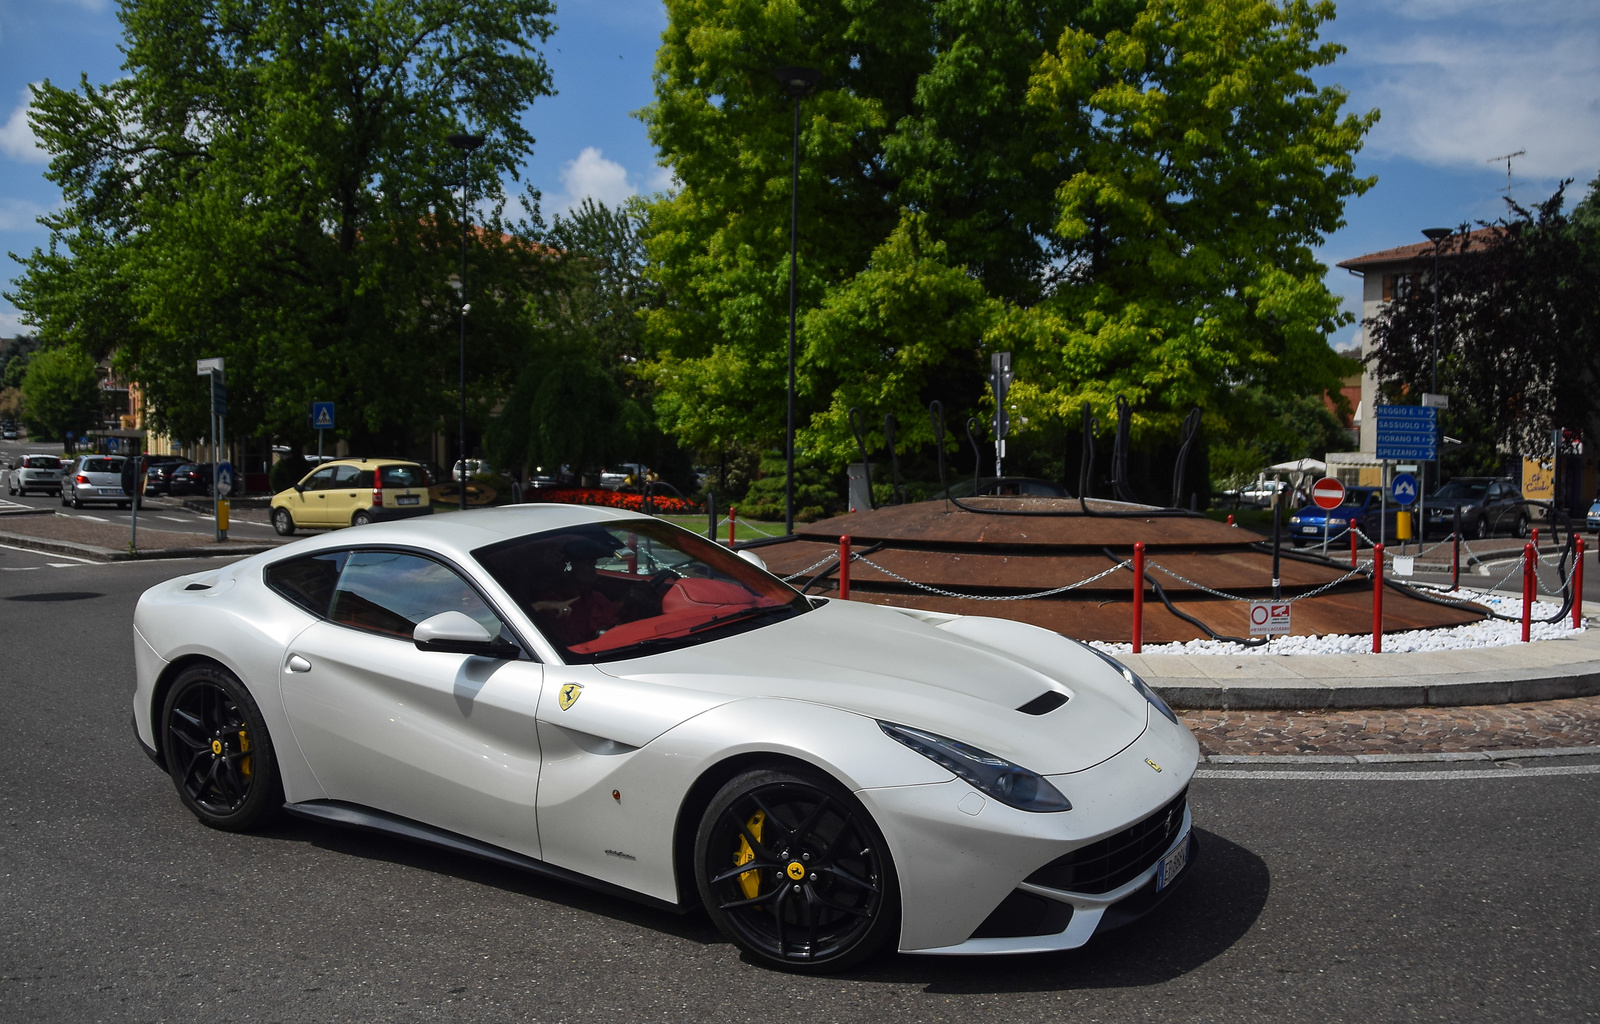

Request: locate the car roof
(314, 457), (423, 468)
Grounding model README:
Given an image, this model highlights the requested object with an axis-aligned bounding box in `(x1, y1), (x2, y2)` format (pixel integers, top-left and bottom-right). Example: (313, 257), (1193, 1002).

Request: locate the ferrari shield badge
(558, 683), (583, 711)
(1145, 758), (1163, 773)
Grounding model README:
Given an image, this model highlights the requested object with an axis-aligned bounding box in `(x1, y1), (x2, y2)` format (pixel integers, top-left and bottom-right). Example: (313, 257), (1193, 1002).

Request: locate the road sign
(1311, 476), (1345, 510)
(1391, 472), (1419, 506)
(215, 461), (234, 497)
(210, 374), (227, 418)
(1422, 393), (1449, 409)
(1249, 601), (1291, 636)
(1375, 405), (1438, 461)
(311, 402), (336, 431)
(196, 357), (225, 375)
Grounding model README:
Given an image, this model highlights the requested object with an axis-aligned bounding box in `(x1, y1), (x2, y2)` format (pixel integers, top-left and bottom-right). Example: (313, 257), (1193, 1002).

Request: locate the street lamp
(772, 65), (820, 537)
(448, 132), (486, 512)
(1421, 227), (1451, 510)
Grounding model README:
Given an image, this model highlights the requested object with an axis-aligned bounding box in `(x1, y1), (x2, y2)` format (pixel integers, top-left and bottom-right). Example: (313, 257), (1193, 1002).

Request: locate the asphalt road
(2, 558), (1597, 1022)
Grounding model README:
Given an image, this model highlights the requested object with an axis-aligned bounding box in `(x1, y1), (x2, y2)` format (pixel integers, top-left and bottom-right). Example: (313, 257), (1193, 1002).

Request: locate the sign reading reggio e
(1374, 405), (1438, 462)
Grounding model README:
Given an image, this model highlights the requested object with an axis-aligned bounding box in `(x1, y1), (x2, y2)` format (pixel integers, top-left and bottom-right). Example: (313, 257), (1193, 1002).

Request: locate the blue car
(1588, 498), (1600, 532)
(1286, 486), (1405, 548)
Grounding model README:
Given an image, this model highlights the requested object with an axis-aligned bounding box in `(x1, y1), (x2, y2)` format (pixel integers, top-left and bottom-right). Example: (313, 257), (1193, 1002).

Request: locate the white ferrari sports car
(132, 505), (1199, 971)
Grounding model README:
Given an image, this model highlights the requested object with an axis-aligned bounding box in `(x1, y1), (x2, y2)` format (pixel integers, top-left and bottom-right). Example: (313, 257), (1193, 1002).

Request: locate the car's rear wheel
(1474, 515), (1489, 540)
(272, 507), (296, 536)
(351, 509), (372, 527)
(70, 491), (82, 509)
(695, 768), (898, 972)
(159, 663), (282, 832)
(1514, 514), (1529, 539)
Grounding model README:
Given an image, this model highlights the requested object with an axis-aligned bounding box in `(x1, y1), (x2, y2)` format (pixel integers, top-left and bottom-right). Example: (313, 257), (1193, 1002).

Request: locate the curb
(1152, 669), (1600, 710)
(0, 528), (279, 562)
(1202, 744), (1600, 764)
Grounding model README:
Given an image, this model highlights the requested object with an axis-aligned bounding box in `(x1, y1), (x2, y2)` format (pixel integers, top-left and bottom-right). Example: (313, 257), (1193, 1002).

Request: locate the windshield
(473, 519), (808, 663)
(1338, 489), (1372, 507)
(1435, 480), (1489, 499)
(24, 456), (60, 469)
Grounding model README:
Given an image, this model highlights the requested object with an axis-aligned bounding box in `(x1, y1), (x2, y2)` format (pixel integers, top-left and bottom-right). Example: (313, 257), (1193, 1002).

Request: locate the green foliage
(6, 0), (556, 450)
(1208, 387), (1354, 491)
(739, 454), (840, 522)
(20, 344), (100, 439)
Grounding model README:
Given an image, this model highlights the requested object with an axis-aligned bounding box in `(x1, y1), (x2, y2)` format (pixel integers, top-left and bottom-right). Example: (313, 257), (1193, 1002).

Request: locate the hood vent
(1016, 691), (1068, 716)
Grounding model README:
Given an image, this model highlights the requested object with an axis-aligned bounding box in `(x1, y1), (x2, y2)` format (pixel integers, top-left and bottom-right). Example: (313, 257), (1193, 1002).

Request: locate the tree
(1365, 180), (1600, 466)
(20, 344), (101, 439)
(6, 0), (556, 451)
(640, 0), (1374, 482)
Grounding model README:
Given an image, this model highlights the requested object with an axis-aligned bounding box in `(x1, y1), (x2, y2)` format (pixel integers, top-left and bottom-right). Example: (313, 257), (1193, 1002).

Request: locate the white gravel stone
(1092, 588), (1584, 656)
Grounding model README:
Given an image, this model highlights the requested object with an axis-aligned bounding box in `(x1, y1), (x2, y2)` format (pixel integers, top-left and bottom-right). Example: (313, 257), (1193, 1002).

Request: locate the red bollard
(1227, 514), (1234, 527)
(1532, 527), (1540, 551)
(1575, 537), (1586, 629)
(728, 505), (737, 547)
(1350, 526), (1359, 569)
(1372, 543), (1384, 653)
(1132, 542), (1145, 653)
(838, 535), (851, 601)
(1522, 542), (1536, 642)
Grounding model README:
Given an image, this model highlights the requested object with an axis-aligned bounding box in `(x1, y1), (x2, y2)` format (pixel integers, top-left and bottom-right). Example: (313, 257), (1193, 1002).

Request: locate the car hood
(594, 598), (1151, 776)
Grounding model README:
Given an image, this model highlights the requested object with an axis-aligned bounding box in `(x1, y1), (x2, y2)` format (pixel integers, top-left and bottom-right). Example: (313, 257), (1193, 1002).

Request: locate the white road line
(47, 562), (81, 568)
(1196, 764), (1600, 781)
(76, 514), (110, 523)
(157, 516), (189, 522)
(2, 566), (41, 571)
(0, 542), (96, 562)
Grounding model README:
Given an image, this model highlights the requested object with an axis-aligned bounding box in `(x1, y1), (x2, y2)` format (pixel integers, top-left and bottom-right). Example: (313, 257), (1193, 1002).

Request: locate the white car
(7, 453), (65, 496)
(131, 506), (1198, 970)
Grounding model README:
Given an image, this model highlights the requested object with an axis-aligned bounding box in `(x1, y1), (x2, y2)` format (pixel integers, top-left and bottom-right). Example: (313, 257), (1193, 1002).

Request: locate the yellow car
(270, 458), (432, 535)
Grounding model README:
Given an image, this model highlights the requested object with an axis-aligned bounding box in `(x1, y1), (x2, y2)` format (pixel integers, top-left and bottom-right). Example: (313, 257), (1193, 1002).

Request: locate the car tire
(159, 662), (283, 832)
(60, 490), (69, 507)
(118, 501), (130, 509)
(1474, 516), (1488, 540)
(1514, 514), (1529, 539)
(272, 507), (296, 536)
(70, 491), (82, 509)
(351, 509), (372, 528)
(695, 767), (899, 973)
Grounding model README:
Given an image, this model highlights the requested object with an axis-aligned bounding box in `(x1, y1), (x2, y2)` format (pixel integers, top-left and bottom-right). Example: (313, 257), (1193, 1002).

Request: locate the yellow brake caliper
(734, 810), (765, 898)
(238, 730), (252, 779)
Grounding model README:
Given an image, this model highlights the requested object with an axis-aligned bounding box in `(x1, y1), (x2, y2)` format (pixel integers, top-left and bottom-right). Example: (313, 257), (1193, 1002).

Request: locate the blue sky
(1, 0), (1597, 346)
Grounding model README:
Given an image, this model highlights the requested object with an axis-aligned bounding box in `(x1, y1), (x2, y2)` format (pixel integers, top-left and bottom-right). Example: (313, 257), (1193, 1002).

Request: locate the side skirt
(283, 800), (689, 916)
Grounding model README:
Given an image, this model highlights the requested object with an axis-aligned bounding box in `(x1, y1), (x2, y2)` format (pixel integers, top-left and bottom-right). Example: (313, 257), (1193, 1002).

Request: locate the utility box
(847, 463), (874, 512)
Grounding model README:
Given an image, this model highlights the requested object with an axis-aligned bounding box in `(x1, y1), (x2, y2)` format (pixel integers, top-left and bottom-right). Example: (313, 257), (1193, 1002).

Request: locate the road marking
(2, 566), (41, 571)
(75, 514), (110, 523)
(157, 516), (189, 522)
(1207, 744), (1600, 764)
(1196, 764), (1600, 782)
(0, 542), (96, 563)
(47, 562), (81, 568)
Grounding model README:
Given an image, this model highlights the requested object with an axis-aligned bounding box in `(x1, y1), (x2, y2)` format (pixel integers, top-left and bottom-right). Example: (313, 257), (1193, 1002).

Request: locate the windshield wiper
(687, 604), (795, 635)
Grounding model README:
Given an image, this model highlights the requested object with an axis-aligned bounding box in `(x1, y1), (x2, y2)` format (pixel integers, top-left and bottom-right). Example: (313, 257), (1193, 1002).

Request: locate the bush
(269, 455), (311, 493)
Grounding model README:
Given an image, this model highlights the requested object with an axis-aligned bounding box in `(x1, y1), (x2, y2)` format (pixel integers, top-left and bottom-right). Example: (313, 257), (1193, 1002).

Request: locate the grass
(656, 513), (790, 543)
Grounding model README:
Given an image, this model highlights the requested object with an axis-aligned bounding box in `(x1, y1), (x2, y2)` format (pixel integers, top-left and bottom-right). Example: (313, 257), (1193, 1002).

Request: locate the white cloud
(551, 146), (640, 214)
(1333, 2), (1600, 180)
(0, 198), (49, 231)
(0, 306), (30, 337)
(51, 0), (110, 11)
(0, 85), (47, 164)
(646, 164), (679, 194)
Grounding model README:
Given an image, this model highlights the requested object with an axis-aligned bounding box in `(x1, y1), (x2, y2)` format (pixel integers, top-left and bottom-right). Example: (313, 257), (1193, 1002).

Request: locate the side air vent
(1016, 691), (1068, 716)
(183, 583), (212, 591)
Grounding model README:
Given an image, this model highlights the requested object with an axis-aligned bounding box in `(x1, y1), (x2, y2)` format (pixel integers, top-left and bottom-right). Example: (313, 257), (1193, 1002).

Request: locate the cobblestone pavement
(1180, 694), (1600, 756)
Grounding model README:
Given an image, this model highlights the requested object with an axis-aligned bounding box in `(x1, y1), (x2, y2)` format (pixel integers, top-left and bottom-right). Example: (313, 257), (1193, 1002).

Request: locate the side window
(265, 550), (350, 617)
(305, 467), (337, 491)
(331, 465), (360, 488)
(330, 550), (505, 641)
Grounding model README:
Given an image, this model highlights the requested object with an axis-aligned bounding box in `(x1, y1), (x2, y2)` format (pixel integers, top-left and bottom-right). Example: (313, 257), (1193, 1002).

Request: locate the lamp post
(1421, 227), (1451, 508)
(772, 65), (820, 538)
(448, 132), (486, 512)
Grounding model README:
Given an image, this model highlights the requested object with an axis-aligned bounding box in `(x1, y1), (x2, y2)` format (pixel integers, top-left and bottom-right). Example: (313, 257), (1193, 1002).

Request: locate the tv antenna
(1487, 149), (1525, 194)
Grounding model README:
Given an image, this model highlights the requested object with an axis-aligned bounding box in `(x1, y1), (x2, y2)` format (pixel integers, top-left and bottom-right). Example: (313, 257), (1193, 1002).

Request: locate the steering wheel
(647, 569), (681, 596)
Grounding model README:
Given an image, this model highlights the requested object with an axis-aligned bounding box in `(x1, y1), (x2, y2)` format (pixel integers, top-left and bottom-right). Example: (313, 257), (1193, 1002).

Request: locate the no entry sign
(1311, 476), (1345, 510)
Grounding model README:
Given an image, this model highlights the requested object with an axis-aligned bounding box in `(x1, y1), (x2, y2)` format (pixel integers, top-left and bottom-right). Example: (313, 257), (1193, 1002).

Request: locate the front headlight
(1083, 644), (1180, 724)
(878, 721), (1071, 812)
(1288, 516), (1302, 524)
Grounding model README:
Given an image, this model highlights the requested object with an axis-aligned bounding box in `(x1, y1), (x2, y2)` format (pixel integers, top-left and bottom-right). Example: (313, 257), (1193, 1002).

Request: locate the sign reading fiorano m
(1374, 405), (1438, 462)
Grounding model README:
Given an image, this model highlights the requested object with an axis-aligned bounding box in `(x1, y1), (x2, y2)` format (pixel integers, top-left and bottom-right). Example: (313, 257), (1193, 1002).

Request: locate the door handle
(287, 654), (312, 673)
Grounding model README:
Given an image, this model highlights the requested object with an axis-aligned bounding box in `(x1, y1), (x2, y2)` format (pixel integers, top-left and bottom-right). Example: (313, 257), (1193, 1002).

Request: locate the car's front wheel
(695, 768), (898, 972)
(271, 507), (296, 536)
(159, 662), (283, 831)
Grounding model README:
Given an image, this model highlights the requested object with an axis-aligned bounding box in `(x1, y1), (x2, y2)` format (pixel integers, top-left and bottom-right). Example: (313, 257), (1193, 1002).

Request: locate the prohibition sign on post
(1249, 601), (1292, 636)
(1311, 476), (1345, 510)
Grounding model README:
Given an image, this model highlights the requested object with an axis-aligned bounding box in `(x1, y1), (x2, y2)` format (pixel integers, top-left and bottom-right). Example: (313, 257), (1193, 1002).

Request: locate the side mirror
(293, 481), (306, 492)
(413, 611), (518, 658)
(736, 550), (769, 573)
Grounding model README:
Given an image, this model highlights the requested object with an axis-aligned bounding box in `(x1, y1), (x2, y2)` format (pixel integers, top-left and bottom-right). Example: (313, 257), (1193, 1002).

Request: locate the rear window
(24, 456), (60, 469)
(264, 550), (349, 617)
(83, 458), (121, 473)
(380, 464), (426, 488)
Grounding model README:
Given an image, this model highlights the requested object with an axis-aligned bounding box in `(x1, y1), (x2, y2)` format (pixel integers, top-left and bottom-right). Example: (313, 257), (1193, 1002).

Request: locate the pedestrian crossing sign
(311, 402), (335, 430)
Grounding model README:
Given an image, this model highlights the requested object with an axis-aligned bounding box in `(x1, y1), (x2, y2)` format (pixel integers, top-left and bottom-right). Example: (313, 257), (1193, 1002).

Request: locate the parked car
(7, 453), (65, 496)
(270, 457), (432, 535)
(61, 455), (131, 508)
(1588, 497), (1600, 533)
(1, 420), (17, 440)
(1287, 486), (1403, 547)
(451, 458), (495, 482)
(142, 456), (190, 495)
(1421, 477), (1527, 540)
(167, 463), (215, 497)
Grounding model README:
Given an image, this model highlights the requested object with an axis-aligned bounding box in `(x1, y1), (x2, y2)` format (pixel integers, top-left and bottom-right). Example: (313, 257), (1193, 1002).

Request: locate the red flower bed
(522, 487), (702, 515)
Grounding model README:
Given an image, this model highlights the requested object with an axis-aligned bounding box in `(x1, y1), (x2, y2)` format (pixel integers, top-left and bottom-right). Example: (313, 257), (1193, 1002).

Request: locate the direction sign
(211, 374), (227, 418)
(1311, 476), (1346, 510)
(1391, 471), (1419, 506)
(215, 461), (234, 497)
(1375, 405), (1438, 461)
(1249, 601), (1291, 636)
(311, 402), (336, 431)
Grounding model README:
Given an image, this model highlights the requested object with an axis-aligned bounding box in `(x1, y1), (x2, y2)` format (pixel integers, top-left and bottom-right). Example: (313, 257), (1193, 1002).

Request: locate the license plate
(98, 488), (123, 495)
(396, 495), (419, 506)
(1298, 526), (1317, 534)
(1156, 834), (1189, 891)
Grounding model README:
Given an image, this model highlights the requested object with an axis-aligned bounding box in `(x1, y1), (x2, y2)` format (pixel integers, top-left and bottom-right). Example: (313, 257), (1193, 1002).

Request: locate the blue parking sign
(1391, 472), (1419, 506)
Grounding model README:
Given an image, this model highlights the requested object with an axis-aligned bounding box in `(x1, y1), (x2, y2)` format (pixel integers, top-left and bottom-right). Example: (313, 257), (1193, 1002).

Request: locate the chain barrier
(851, 555), (1132, 601)
(1145, 560), (1372, 604)
(779, 552), (838, 582)
(1405, 559), (1528, 606)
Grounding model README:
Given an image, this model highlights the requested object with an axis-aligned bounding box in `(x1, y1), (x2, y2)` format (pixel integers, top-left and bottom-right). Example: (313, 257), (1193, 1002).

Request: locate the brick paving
(1181, 695), (1600, 757)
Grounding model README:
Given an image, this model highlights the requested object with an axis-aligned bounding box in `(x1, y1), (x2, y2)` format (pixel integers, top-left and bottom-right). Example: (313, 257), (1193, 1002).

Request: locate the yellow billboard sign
(1522, 458), (1554, 500)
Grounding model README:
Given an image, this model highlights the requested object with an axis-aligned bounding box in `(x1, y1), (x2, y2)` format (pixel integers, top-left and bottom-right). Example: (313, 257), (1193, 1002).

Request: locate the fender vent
(1016, 691), (1068, 716)
(184, 583), (212, 591)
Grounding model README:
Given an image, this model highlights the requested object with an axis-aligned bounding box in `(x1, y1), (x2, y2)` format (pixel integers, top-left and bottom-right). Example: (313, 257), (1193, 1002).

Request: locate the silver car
(7, 454), (65, 496)
(61, 455), (131, 509)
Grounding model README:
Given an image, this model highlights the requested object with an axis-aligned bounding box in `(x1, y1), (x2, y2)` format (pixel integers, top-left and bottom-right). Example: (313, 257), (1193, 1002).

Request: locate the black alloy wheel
(1514, 514), (1529, 539)
(351, 509), (372, 527)
(272, 507), (296, 536)
(160, 663), (282, 831)
(696, 768), (898, 972)
(1474, 515), (1489, 540)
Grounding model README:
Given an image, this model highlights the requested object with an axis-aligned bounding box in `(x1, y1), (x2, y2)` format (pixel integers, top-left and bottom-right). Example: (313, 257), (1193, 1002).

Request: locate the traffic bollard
(1451, 526), (1460, 590)
(1226, 514), (1234, 527)
(1350, 526), (1358, 569)
(1575, 537), (1586, 629)
(838, 535), (851, 600)
(1132, 542), (1145, 654)
(728, 505), (737, 547)
(1522, 542), (1536, 642)
(1372, 543), (1384, 653)
(1532, 527), (1540, 551)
